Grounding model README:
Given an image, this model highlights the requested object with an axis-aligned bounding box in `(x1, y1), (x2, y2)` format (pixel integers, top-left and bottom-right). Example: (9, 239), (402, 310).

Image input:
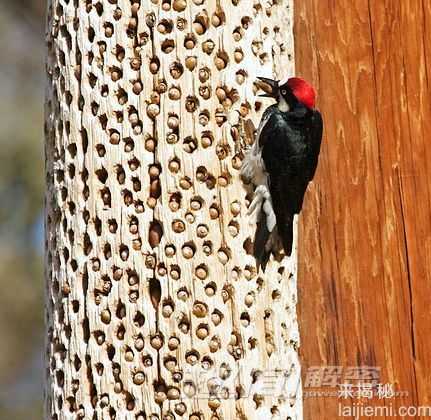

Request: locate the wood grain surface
(295, 0), (431, 418)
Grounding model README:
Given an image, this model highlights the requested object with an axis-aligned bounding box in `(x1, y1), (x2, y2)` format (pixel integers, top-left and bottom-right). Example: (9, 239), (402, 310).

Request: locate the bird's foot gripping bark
(247, 185), (277, 232)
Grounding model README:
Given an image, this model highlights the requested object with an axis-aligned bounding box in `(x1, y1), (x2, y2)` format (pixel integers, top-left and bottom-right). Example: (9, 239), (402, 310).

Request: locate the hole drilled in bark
(149, 278), (161, 309)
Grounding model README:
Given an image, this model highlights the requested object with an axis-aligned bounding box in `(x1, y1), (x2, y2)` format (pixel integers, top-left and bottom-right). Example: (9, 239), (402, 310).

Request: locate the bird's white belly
(241, 118), (276, 233)
(241, 112), (271, 187)
(241, 140), (268, 187)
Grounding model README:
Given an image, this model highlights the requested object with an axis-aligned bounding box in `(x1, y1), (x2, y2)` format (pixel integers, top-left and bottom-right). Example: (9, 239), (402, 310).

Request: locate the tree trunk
(45, 1), (300, 419)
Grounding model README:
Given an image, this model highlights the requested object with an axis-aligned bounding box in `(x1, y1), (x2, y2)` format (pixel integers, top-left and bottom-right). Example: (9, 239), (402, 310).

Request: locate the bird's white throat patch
(277, 96), (290, 112)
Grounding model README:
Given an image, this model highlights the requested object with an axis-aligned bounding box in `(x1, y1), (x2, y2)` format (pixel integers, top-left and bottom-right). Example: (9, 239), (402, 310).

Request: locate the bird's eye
(281, 89), (287, 95)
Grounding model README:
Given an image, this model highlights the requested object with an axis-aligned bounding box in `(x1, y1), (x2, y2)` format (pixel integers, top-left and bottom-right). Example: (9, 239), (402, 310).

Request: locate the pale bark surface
(45, 1), (299, 419)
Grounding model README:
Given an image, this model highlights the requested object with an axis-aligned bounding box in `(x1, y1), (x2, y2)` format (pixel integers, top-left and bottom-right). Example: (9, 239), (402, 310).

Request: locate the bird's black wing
(303, 109), (323, 182)
(260, 108), (323, 256)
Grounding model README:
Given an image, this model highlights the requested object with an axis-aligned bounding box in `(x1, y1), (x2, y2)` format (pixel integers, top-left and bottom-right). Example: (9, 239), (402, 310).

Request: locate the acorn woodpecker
(241, 77), (323, 270)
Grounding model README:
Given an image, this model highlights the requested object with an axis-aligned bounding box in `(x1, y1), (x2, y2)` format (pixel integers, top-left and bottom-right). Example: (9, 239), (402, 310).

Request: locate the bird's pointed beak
(256, 77), (279, 98)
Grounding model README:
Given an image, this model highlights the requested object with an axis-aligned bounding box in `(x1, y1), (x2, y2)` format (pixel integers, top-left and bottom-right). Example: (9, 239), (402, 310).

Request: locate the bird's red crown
(287, 77), (316, 109)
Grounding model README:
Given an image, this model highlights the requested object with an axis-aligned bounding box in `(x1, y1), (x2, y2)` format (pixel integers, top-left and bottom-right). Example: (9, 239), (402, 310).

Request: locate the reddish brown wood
(295, 0), (431, 418)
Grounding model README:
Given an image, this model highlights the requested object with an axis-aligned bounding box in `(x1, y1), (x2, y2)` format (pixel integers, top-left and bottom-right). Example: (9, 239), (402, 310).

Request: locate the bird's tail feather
(278, 213), (294, 257)
(254, 200), (294, 270)
(253, 209), (271, 271)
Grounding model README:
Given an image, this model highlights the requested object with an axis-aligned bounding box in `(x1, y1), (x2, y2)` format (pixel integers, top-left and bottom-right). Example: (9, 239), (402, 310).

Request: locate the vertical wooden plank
(295, 0), (431, 418)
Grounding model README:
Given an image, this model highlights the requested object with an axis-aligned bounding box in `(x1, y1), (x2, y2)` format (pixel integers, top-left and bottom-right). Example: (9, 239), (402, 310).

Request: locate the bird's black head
(257, 77), (316, 111)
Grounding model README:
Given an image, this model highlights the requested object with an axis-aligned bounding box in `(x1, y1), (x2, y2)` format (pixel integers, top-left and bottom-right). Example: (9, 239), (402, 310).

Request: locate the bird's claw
(247, 185), (277, 230)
